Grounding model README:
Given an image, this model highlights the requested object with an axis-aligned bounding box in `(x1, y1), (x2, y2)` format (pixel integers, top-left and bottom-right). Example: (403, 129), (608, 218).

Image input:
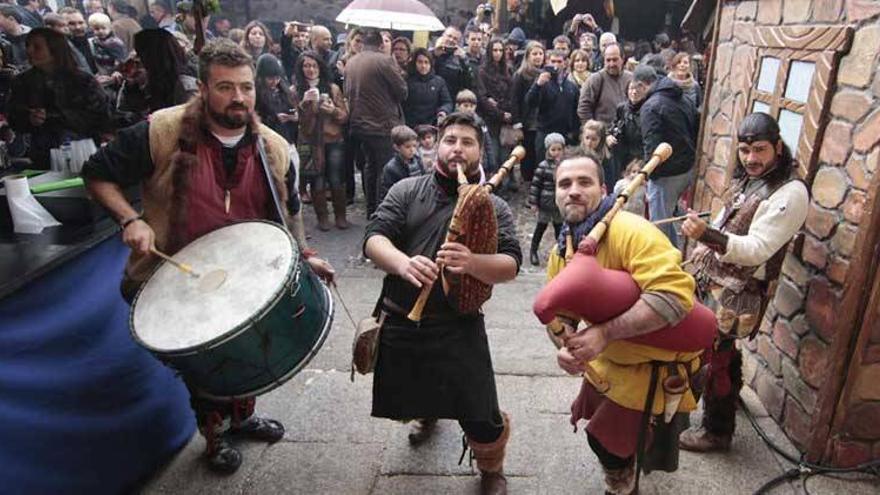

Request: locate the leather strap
(256, 136), (288, 230)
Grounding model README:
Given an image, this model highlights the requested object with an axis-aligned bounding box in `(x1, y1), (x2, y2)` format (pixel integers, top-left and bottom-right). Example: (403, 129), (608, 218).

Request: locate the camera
(478, 3), (494, 19)
(543, 65), (558, 77)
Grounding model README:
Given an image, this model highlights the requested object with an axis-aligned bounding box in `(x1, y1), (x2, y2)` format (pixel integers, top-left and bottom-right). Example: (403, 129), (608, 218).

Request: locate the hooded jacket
(403, 70), (453, 128)
(639, 76), (697, 178)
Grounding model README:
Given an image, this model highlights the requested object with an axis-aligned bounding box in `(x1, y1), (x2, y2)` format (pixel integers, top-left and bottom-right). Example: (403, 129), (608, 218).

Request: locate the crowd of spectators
(0, 1), (705, 253)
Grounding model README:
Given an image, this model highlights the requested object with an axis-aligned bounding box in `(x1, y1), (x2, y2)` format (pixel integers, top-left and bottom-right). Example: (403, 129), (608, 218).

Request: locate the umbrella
(336, 0), (445, 32)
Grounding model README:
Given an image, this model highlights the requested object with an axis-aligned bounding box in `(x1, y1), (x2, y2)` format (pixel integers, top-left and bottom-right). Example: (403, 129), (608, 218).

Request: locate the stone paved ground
(139, 186), (878, 495)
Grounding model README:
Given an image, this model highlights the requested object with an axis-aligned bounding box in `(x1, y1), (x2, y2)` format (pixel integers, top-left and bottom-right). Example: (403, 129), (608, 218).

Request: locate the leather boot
(205, 434), (242, 474)
(407, 418), (437, 446)
(529, 250), (540, 266)
(529, 225), (543, 266)
(331, 188), (350, 229)
(311, 189), (333, 231)
(467, 412), (510, 495)
(678, 426), (732, 452)
(680, 340), (740, 453)
(602, 461), (637, 495)
(200, 411), (242, 475)
(231, 415), (285, 443)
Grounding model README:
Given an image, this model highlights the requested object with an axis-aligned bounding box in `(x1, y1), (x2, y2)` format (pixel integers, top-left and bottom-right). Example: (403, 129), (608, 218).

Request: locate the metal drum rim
(129, 220), (300, 355)
(189, 278), (335, 401)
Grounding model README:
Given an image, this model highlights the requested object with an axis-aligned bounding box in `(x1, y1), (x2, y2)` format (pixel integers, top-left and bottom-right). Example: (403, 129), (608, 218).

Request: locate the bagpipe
(408, 146), (527, 322)
(532, 143), (717, 392)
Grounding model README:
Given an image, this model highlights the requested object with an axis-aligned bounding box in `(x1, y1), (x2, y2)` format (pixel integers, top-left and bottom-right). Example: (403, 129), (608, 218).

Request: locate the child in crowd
(380, 125), (424, 201)
(415, 124), (437, 172)
(88, 13), (127, 77)
(613, 158), (648, 216)
(580, 119), (616, 183)
(527, 132), (565, 266)
(455, 89), (496, 176)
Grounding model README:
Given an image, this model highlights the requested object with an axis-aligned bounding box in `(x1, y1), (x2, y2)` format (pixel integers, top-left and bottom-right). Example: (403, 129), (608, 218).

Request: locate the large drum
(131, 221), (333, 400)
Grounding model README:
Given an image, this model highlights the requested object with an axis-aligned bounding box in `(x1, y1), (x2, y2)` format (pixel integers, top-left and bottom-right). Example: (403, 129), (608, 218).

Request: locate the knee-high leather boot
(679, 339), (741, 452)
(331, 188), (350, 229)
(311, 188), (332, 231)
(467, 412), (510, 495)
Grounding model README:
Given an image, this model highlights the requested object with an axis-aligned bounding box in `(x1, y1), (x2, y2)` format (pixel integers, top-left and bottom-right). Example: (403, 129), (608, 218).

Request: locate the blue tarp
(0, 234), (195, 494)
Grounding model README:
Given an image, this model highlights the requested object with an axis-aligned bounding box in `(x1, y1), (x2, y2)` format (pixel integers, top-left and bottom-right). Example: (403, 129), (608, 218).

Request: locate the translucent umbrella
(336, 0), (445, 32)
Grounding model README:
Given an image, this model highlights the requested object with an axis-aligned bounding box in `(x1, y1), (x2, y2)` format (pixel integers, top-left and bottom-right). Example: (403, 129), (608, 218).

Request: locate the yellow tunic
(546, 211), (703, 415)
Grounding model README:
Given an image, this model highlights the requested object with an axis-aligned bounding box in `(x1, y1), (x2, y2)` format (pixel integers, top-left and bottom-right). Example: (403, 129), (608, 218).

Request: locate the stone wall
(693, 0), (880, 466)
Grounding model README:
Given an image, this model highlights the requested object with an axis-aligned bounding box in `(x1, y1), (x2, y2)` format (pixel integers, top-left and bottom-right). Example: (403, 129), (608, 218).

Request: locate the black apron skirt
(371, 313), (501, 422)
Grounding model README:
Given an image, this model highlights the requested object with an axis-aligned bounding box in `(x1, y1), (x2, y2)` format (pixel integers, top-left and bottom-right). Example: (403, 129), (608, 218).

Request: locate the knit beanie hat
(256, 53), (285, 79)
(544, 132), (565, 149)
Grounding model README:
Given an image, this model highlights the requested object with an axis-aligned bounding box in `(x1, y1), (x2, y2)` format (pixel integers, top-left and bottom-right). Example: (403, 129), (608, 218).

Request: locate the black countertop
(0, 218), (120, 299)
(0, 168), (142, 299)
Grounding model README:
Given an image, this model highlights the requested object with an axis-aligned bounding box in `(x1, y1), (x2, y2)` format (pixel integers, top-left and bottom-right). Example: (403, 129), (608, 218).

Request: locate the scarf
(570, 70), (590, 87)
(556, 195), (615, 257)
(672, 73), (695, 90)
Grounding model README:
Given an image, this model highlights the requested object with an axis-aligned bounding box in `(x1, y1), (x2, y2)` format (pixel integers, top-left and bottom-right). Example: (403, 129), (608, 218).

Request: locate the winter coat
(433, 50), (472, 98)
(403, 71), (453, 128)
(344, 49), (407, 135)
(7, 66), (111, 166)
(510, 70), (539, 131)
(609, 99), (644, 166)
(2, 28), (29, 70)
(577, 69), (633, 124)
(256, 84), (297, 143)
(671, 75), (702, 114)
(116, 73), (198, 119)
(529, 158), (559, 212)
(69, 34), (98, 73)
(380, 153), (425, 200)
(475, 64), (514, 129)
(298, 83), (349, 144)
(90, 35), (127, 75)
(524, 74), (580, 137)
(639, 76), (698, 178)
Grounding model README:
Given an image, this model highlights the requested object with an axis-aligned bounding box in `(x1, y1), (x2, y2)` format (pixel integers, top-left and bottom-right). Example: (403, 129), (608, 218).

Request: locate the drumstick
(150, 247), (200, 278)
(652, 211), (711, 226)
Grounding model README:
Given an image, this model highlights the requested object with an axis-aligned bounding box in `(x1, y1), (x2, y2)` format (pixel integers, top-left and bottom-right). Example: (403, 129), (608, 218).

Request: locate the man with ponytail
(679, 112), (809, 452)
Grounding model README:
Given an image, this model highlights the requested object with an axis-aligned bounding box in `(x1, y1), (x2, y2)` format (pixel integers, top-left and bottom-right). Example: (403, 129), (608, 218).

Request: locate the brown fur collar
(166, 97), (282, 251)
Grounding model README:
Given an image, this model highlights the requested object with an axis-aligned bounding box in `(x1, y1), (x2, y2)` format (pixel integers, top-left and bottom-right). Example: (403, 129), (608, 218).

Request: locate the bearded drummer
(679, 113), (809, 452)
(363, 113), (520, 495)
(82, 39), (335, 474)
(546, 153), (702, 495)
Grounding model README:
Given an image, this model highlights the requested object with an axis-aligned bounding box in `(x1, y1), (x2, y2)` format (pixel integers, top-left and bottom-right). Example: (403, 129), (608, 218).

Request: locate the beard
(207, 102), (251, 130)
(560, 197), (602, 224)
(562, 204), (587, 224)
(742, 158), (775, 177)
(438, 155), (478, 178)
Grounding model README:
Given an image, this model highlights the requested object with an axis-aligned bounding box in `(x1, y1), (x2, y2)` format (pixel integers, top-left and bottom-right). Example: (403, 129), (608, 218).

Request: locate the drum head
(132, 221), (298, 353)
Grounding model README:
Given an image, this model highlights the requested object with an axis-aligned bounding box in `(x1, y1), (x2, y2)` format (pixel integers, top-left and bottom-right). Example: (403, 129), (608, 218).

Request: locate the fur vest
(126, 99), (290, 289)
